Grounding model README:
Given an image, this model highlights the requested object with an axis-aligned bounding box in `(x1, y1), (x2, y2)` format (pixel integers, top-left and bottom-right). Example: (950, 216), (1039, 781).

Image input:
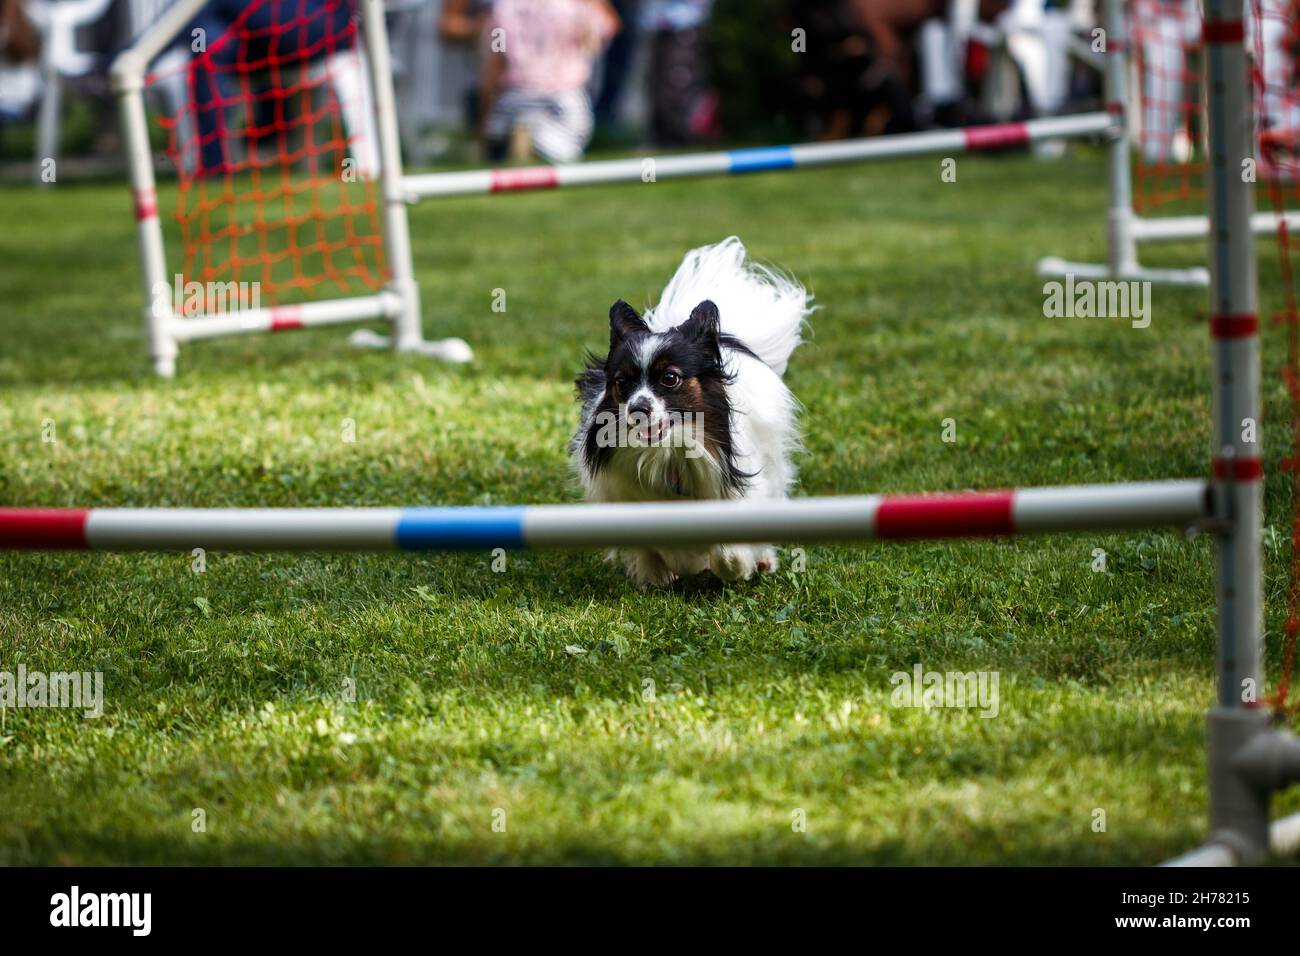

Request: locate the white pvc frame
(108, 0), (469, 377)
(1038, 0), (1300, 287)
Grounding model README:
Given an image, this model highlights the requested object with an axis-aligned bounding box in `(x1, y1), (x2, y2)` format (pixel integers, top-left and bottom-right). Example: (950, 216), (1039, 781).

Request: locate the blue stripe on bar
(395, 507), (527, 550)
(728, 146), (795, 174)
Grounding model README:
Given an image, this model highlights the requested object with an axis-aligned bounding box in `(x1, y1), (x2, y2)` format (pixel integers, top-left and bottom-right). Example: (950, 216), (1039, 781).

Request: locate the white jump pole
(402, 113), (1114, 200)
(168, 293), (400, 341)
(1204, 0), (1270, 862)
(1103, 0), (1137, 278)
(0, 481), (1209, 552)
(353, 0), (472, 364)
(358, 0), (419, 354)
(108, 0), (209, 379)
(1132, 209), (1300, 242)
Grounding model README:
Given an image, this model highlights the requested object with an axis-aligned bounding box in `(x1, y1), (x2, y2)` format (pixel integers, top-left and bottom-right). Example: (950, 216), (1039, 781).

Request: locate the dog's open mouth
(635, 418), (672, 445)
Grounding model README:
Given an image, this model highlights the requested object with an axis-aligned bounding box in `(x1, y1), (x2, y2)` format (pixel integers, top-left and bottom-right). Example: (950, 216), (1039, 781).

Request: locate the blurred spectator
(481, 0), (619, 163)
(642, 0), (716, 146)
(792, 0), (1025, 139)
(440, 0), (494, 41)
(793, 0), (919, 138)
(593, 0), (638, 131)
(852, 0), (943, 105)
(0, 0), (40, 126)
(1, 0), (37, 61)
(916, 0), (1013, 128)
(439, 0), (494, 143)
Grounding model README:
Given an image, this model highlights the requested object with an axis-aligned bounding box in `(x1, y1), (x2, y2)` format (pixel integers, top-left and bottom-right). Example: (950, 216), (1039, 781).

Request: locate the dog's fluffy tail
(643, 236), (811, 377)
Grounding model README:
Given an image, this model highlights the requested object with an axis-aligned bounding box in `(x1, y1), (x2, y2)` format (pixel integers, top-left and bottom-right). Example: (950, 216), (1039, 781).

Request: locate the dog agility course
(86, 0), (1300, 863)
(4, 0), (1300, 870)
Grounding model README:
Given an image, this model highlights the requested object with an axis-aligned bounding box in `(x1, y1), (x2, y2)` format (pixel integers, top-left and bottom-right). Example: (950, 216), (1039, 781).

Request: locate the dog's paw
(661, 549), (711, 578)
(626, 549), (678, 590)
(709, 545), (757, 582)
(755, 548), (779, 575)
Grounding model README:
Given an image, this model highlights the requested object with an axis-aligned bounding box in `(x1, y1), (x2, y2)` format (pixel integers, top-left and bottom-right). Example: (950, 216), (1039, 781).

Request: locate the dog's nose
(627, 397), (653, 417)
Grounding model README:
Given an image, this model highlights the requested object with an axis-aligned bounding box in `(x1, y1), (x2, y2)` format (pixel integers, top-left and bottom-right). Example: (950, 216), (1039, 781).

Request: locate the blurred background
(0, 0), (1110, 177)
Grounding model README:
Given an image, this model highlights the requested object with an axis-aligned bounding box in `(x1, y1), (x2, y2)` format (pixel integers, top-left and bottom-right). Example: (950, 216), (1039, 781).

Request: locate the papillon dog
(570, 237), (811, 588)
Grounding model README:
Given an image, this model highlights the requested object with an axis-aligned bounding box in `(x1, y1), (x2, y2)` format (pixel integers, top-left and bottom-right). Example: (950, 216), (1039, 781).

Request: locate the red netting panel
(144, 0), (387, 312)
(1129, 0), (1300, 214)
(1254, 0), (1300, 182)
(1130, 0), (1206, 212)
(1137, 0), (1300, 714)
(1256, 0), (1300, 716)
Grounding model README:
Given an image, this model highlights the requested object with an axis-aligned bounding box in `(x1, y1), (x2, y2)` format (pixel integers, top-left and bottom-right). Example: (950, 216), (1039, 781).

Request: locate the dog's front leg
(624, 548), (678, 590)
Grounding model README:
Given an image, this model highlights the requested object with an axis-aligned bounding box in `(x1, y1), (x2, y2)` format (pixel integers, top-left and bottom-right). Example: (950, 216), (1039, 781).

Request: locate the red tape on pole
(1212, 457), (1263, 481)
(963, 123), (1030, 152)
(1210, 314), (1259, 339)
(491, 168), (560, 193)
(133, 188), (157, 222)
(269, 306), (304, 331)
(1202, 19), (1245, 44)
(0, 509), (89, 549)
(875, 492), (1016, 539)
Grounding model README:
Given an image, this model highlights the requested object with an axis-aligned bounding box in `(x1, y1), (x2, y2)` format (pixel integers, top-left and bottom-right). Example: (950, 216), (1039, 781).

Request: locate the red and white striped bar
(403, 113), (1113, 200)
(169, 293), (400, 342)
(0, 480), (1208, 552)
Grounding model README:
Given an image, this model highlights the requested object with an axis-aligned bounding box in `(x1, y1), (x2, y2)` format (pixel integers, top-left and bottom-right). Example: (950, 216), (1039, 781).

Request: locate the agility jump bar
(0, 481), (1207, 552)
(403, 113), (1114, 199)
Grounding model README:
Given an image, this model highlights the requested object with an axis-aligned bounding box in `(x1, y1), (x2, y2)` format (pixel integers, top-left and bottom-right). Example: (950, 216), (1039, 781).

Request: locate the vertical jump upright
(1165, 0), (1300, 866)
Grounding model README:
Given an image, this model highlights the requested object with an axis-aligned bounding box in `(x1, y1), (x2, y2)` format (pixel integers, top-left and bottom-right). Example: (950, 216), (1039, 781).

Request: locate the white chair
(26, 0), (114, 184)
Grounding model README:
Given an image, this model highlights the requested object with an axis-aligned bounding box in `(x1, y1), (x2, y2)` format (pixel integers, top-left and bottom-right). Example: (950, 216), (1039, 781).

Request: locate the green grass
(1, 145), (1298, 865)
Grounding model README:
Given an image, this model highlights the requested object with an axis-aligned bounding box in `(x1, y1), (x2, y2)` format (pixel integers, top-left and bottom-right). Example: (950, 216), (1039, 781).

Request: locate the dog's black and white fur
(570, 237), (810, 588)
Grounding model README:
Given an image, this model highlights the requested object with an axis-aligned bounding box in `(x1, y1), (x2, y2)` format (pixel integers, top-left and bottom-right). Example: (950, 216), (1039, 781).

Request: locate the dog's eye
(612, 373), (627, 389)
(660, 370), (681, 389)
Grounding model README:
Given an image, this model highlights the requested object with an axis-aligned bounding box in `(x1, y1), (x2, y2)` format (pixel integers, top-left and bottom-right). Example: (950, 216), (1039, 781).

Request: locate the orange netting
(1128, 0), (1300, 212)
(144, 0), (387, 310)
(1131, 0), (1206, 212)
(1133, 0), (1300, 715)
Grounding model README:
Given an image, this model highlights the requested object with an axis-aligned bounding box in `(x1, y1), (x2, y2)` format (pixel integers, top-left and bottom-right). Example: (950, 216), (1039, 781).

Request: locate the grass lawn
(1, 146), (1297, 865)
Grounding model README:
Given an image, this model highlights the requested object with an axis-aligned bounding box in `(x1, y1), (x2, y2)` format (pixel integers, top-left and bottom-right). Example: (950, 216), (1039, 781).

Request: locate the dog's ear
(679, 300), (722, 360)
(609, 299), (649, 350)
